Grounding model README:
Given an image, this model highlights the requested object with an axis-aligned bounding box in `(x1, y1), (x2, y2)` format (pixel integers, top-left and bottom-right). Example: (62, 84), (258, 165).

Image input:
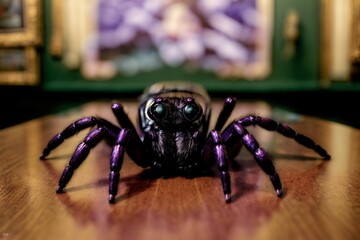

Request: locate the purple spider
(40, 81), (330, 203)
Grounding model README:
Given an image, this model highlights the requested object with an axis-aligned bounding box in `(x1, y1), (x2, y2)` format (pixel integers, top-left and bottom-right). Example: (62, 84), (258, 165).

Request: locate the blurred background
(0, 0), (359, 129)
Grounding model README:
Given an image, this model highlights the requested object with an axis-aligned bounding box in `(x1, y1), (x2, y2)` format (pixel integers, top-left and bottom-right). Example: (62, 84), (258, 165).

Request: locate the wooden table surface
(0, 100), (359, 240)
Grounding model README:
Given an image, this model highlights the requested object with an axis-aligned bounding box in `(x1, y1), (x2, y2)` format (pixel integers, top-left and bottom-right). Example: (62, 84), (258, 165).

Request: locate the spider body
(137, 82), (211, 176)
(40, 81), (330, 203)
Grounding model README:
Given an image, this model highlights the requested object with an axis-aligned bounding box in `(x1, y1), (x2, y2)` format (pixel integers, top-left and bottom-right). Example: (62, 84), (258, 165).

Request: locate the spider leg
(108, 129), (151, 203)
(202, 130), (231, 203)
(108, 129), (127, 204)
(223, 122), (283, 197)
(40, 117), (98, 159)
(237, 115), (331, 159)
(56, 127), (107, 193)
(214, 97), (236, 131)
(111, 101), (138, 134)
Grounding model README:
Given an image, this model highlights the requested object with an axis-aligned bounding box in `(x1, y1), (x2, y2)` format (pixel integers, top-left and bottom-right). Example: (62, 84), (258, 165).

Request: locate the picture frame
(0, 47), (39, 85)
(349, 0), (360, 80)
(320, 0), (359, 83)
(0, 0), (42, 47)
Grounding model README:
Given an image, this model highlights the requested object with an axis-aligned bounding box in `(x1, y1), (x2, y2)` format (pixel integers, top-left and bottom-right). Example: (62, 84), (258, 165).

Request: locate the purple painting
(84, 0), (272, 79)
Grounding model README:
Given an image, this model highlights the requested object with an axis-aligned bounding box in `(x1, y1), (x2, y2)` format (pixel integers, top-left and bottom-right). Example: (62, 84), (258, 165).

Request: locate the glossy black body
(137, 82), (211, 175)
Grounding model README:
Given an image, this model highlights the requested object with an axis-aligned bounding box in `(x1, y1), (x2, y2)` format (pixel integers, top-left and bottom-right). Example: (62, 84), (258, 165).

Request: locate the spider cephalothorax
(40, 81), (330, 203)
(147, 97), (203, 132)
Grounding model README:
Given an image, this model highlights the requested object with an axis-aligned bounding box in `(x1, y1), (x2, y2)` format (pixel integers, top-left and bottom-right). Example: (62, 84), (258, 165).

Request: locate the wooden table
(1, 100), (359, 240)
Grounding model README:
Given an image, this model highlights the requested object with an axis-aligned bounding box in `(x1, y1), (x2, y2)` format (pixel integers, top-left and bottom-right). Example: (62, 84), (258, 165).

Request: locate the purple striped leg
(202, 130), (231, 202)
(56, 127), (107, 193)
(237, 115), (330, 160)
(222, 122), (283, 197)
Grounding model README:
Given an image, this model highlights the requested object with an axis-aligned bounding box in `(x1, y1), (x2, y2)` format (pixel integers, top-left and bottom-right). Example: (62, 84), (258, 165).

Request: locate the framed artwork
(0, 47), (39, 85)
(56, 0), (274, 81)
(0, 0), (42, 47)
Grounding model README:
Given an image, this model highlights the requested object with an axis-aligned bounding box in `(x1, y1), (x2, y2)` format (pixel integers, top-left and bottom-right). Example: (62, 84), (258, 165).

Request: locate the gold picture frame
(350, 0), (360, 80)
(0, 0), (42, 47)
(320, 0), (360, 83)
(0, 47), (39, 85)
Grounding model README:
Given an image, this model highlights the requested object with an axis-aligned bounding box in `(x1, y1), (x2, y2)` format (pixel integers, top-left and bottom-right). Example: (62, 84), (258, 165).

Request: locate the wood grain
(0, 100), (359, 240)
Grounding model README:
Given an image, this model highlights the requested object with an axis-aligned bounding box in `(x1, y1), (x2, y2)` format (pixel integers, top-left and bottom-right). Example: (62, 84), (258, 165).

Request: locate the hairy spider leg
(222, 122), (283, 197)
(202, 130), (231, 203)
(237, 115), (331, 160)
(214, 97), (236, 131)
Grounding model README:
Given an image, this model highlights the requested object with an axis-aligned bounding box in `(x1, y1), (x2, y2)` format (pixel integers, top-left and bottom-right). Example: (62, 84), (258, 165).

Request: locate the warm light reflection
(318, 122), (359, 237)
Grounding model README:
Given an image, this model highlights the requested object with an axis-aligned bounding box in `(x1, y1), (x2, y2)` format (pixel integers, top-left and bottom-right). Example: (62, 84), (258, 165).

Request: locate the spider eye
(150, 103), (167, 121)
(183, 103), (201, 121)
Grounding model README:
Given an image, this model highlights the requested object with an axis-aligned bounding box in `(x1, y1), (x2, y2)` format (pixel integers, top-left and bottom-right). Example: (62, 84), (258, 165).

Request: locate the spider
(40, 81), (330, 204)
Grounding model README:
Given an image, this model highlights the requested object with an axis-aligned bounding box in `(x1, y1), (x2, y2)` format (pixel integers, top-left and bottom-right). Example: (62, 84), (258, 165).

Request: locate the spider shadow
(41, 153), (158, 203)
(227, 159), (264, 201)
(228, 152), (326, 201)
(42, 154), (73, 160)
(112, 168), (218, 204)
(113, 168), (162, 204)
(61, 178), (109, 193)
(60, 167), (161, 203)
(270, 153), (325, 161)
(45, 152), (326, 204)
